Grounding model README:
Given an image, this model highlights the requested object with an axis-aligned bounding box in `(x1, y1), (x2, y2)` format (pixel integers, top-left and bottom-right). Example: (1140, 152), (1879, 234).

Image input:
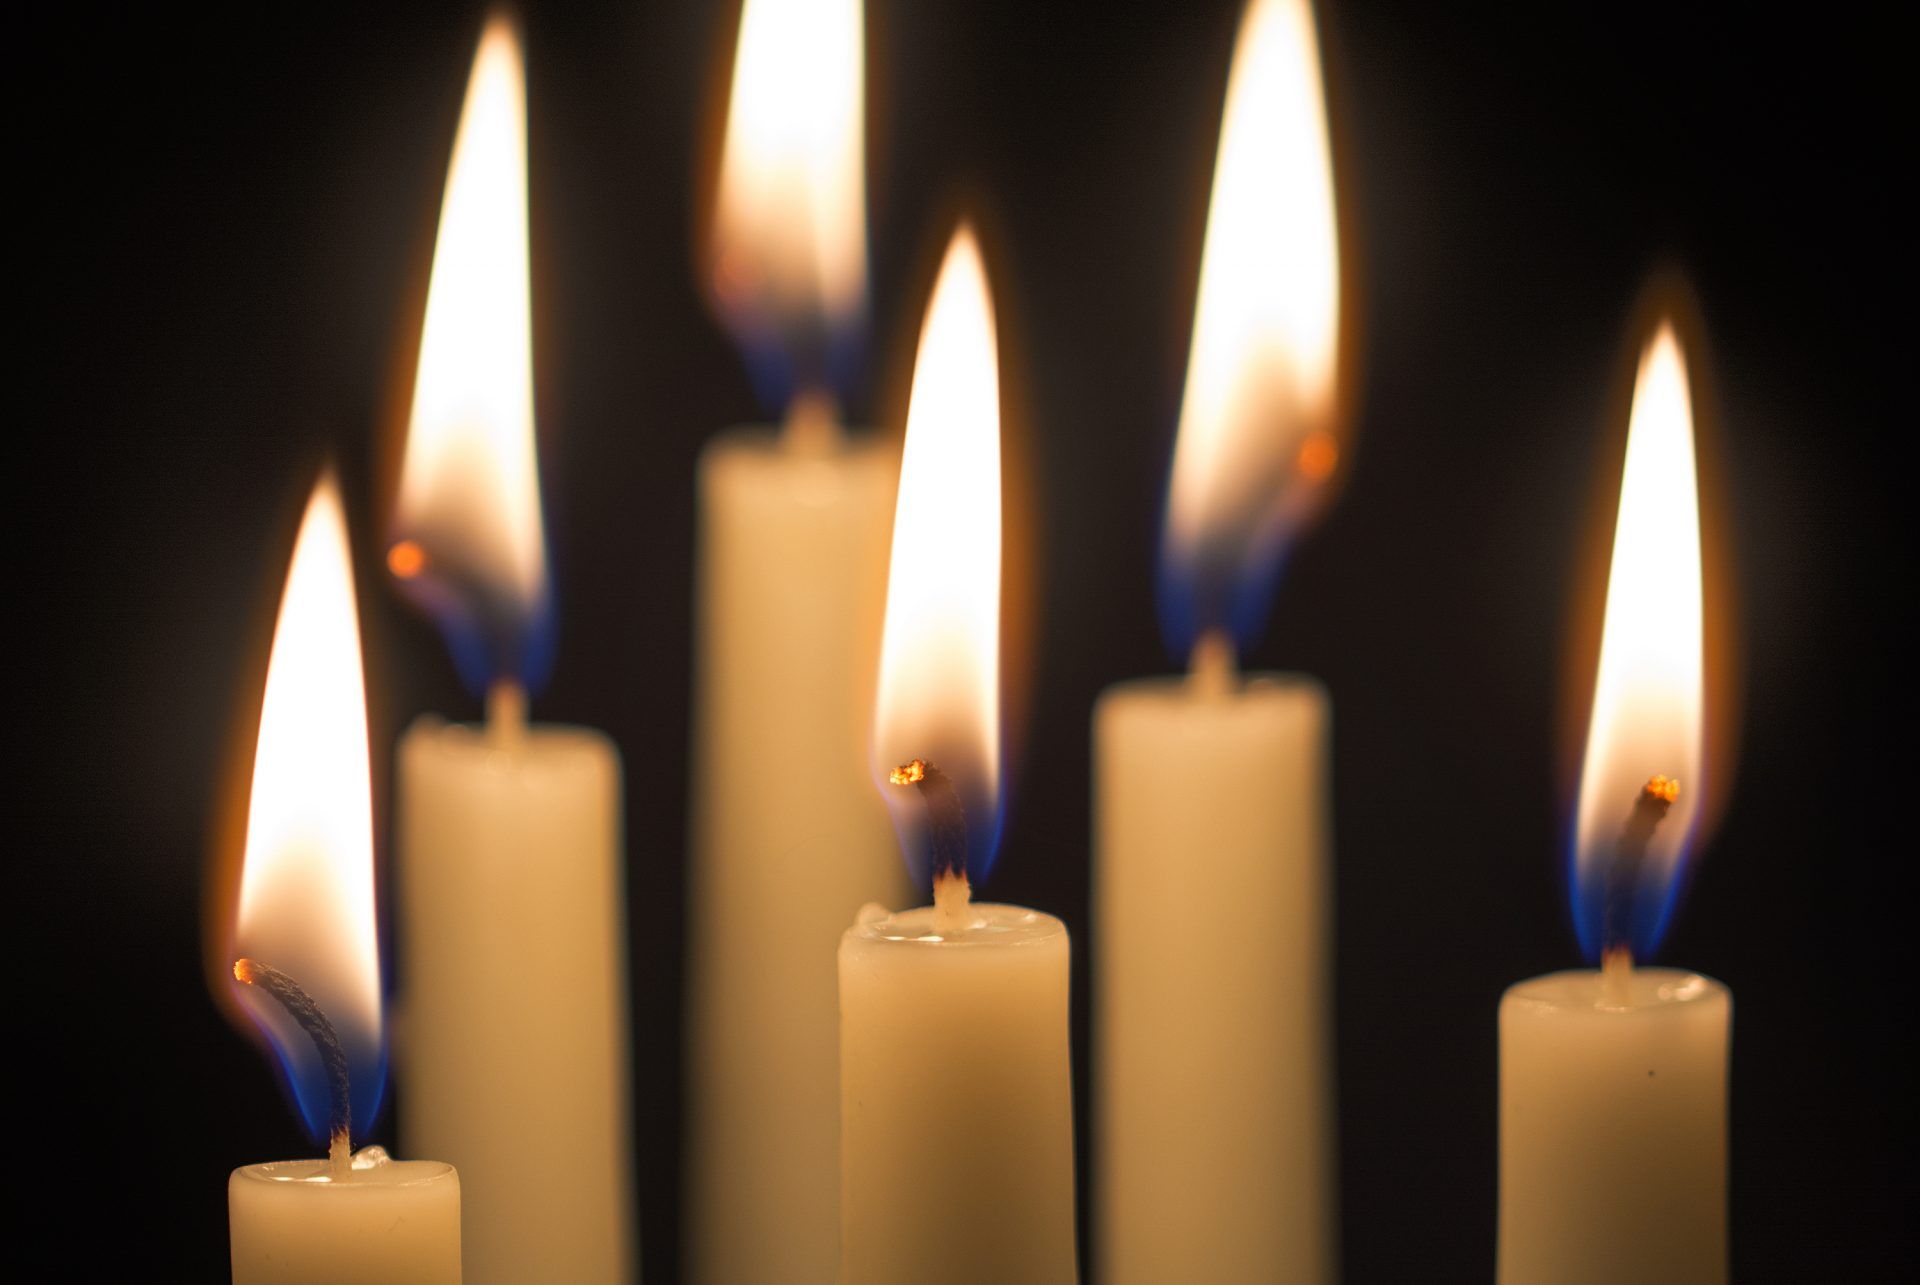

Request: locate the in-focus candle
(840, 227), (1076, 1285)
(219, 478), (461, 1285)
(1499, 306), (1732, 1285)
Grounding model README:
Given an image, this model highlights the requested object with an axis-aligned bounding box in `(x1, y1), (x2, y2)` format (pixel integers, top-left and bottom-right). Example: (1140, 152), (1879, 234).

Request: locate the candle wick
(233, 957), (353, 1169)
(888, 758), (973, 933)
(1601, 775), (1681, 974)
(1189, 629), (1239, 698)
(781, 386), (844, 456)
(487, 679), (527, 751)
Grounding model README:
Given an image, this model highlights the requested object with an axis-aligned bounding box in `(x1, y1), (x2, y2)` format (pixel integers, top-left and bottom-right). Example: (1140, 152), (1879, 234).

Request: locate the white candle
(221, 478), (462, 1284)
(1499, 968), (1729, 1284)
(230, 1148), (462, 1285)
(1093, 2), (1347, 1279)
(397, 710), (632, 1283)
(689, 5), (905, 1281)
(841, 226), (1076, 1283)
(387, 19), (633, 1282)
(1499, 311), (1730, 1285)
(839, 902), (1076, 1285)
(1094, 663), (1333, 1285)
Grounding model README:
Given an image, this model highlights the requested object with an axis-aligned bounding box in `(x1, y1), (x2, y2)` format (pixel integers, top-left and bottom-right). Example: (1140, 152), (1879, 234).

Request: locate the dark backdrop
(18, 1), (1907, 1279)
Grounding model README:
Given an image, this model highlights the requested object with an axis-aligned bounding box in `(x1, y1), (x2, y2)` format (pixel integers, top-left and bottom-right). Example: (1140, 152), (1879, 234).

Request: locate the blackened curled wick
(888, 758), (969, 885)
(1602, 775), (1681, 961)
(234, 957), (352, 1153)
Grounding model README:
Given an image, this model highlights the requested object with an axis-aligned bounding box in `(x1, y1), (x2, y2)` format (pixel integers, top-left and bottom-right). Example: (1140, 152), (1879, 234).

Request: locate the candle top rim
(845, 901), (1065, 948)
(232, 1157), (457, 1189)
(1504, 967), (1727, 1015)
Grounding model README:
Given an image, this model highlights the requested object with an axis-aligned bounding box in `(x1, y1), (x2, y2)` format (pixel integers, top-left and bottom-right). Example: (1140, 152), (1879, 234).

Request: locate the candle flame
(872, 228), (1003, 884)
(231, 476), (385, 1144)
(1571, 320), (1707, 960)
(1160, 0), (1344, 659)
(709, 0), (868, 405)
(391, 16), (551, 695)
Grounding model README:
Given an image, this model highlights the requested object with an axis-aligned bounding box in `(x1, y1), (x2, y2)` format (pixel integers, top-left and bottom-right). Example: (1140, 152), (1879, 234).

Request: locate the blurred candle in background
(1093, 1), (1350, 1281)
(687, 3), (906, 1281)
(221, 477), (461, 1285)
(840, 227), (1076, 1285)
(1499, 313), (1730, 1285)
(388, 18), (634, 1284)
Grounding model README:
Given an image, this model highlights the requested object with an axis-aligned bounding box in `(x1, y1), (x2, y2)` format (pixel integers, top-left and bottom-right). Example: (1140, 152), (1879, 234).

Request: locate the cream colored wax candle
(843, 228), (1076, 1283)
(1094, 662), (1333, 1285)
(397, 713), (633, 1283)
(688, 4), (906, 1280)
(221, 479), (463, 1284)
(387, 18), (634, 1283)
(839, 903), (1077, 1285)
(230, 1148), (462, 1285)
(1498, 968), (1729, 1285)
(1500, 310), (1731, 1284)
(1093, 2), (1348, 1280)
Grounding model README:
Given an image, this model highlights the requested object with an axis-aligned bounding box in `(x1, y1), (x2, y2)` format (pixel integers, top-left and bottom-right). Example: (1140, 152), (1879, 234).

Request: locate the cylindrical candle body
(688, 428), (908, 1285)
(1498, 967), (1730, 1285)
(397, 720), (634, 1284)
(839, 903), (1077, 1285)
(1093, 674), (1335, 1285)
(229, 1151), (460, 1284)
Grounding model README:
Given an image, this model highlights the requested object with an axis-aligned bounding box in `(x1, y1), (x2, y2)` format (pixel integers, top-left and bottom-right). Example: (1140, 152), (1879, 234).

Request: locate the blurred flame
(709, 0), (868, 402)
(872, 228), (1003, 882)
(392, 16), (550, 693)
(1571, 321), (1706, 960)
(232, 477), (384, 1142)
(1160, 0), (1342, 658)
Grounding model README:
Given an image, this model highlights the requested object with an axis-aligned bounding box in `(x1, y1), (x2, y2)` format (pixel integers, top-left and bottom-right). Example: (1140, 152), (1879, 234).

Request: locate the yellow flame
(1164, 0), (1341, 570)
(872, 228), (1001, 805)
(394, 16), (545, 609)
(1574, 321), (1705, 892)
(710, 0), (867, 339)
(234, 476), (381, 1050)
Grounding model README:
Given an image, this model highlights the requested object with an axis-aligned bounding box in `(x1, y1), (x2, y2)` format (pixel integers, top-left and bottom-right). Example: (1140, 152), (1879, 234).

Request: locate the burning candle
(687, 3), (906, 1280)
(223, 477), (461, 1285)
(838, 227), (1076, 1285)
(1498, 310), (1730, 1285)
(1092, 1), (1347, 1280)
(388, 19), (634, 1283)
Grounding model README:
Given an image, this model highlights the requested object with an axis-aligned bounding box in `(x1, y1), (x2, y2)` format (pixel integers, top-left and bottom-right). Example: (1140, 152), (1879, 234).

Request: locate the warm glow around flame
(873, 229), (1001, 868)
(395, 16), (546, 616)
(711, 0), (866, 353)
(234, 477), (382, 1121)
(1573, 321), (1705, 955)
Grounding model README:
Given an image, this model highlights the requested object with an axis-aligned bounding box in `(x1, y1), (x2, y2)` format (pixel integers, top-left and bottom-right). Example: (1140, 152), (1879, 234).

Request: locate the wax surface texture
(688, 428), (907, 1284)
(229, 1148), (460, 1284)
(839, 902), (1076, 1284)
(398, 720), (634, 1284)
(1499, 967), (1730, 1285)
(1094, 673), (1335, 1284)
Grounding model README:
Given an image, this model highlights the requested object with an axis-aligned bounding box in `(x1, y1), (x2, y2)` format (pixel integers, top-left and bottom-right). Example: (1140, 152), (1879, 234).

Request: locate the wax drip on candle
(1600, 775), (1681, 1004)
(889, 758), (972, 934)
(234, 958), (354, 1174)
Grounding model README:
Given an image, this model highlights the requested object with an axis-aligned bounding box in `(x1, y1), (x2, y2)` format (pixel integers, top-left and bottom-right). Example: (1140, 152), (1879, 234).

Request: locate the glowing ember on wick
(887, 757), (971, 931)
(234, 958), (353, 1172)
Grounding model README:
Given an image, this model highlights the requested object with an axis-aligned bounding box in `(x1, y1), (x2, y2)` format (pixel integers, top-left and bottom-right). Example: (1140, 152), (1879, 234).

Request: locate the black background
(17, 1), (1907, 1279)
